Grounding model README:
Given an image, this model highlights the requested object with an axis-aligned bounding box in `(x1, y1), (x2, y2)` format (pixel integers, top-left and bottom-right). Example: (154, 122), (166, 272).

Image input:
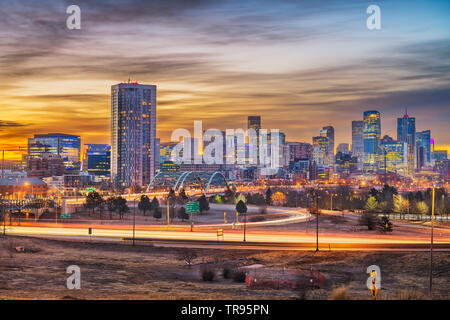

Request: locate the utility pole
(429, 186), (435, 298)
(384, 148), (387, 185)
(167, 197), (170, 226)
(132, 196), (136, 246)
(2, 204), (5, 236)
(316, 191), (319, 252)
(243, 210), (247, 242)
(330, 193), (333, 211)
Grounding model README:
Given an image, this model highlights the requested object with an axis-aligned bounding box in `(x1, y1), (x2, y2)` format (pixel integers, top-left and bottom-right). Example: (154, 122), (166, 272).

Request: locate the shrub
(329, 286), (351, 300)
(395, 288), (427, 300)
(359, 212), (379, 230)
(180, 250), (197, 267)
(222, 267), (232, 279)
(200, 266), (215, 281)
(232, 270), (246, 283)
(153, 207), (162, 219)
(177, 207), (189, 221)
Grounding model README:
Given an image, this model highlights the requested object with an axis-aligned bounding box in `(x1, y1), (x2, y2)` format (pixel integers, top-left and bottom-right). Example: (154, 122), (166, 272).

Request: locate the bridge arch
(146, 171), (230, 195)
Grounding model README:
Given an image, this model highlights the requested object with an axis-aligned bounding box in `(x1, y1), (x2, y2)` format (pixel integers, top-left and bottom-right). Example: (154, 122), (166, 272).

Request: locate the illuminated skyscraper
(247, 116), (261, 132)
(28, 133), (81, 172)
(351, 120), (363, 167)
(312, 136), (329, 167)
(416, 130), (431, 168)
(85, 144), (111, 177)
(287, 142), (312, 164)
(111, 82), (157, 187)
(321, 126), (334, 165)
(363, 110), (381, 172)
(380, 141), (408, 175)
(397, 110), (416, 175)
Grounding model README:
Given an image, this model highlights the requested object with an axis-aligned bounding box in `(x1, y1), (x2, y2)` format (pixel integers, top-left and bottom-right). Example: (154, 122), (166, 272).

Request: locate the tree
(106, 196), (117, 219)
(85, 191), (103, 215)
(115, 196), (129, 219)
(153, 206), (162, 220)
(265, 187), (273, 205)
(177, 207), (189, 221)
(414, 191), (424, 203)
(179, 188), (189, 202)
(377, 216), (393, 232)
(271, 192), (286, 206)
(138, 195), (152, 216)
(197, 195), (210, 214)
(378, 201), (389, 213)
(393, 194), (409, 216)
(364, 196), (378, 213)
(359, 212), (378, 230)
(246, 193), (266, 206)
(414, 201), (429, 217)
(234, 193), (246, 205)
(168, 188), (176, 200)
(180, 250), (197, 268)
(236, 200), (247, 215)
(151, 197), (159, 209)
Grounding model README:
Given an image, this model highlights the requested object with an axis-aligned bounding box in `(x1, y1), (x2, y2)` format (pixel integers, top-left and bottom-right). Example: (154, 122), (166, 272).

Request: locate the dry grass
(329, 286), (351, 300)
(394, 288), (428, 300)
(0, 236), (448, 300)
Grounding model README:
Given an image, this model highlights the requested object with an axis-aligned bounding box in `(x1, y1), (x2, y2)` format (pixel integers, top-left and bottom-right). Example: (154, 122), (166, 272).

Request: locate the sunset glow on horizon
(1, 0), (449, 160)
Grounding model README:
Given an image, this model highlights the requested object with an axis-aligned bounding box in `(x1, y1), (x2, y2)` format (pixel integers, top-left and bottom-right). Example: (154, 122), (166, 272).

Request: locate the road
(4, 222), (450, 251)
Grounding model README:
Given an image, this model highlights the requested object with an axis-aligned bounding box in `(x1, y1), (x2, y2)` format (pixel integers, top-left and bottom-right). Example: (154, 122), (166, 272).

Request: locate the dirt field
(0, 235), (448, 300)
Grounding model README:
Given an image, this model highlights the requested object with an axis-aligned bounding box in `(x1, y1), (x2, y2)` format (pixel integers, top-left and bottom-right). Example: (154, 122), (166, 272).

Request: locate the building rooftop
(0, 177), (46, 186)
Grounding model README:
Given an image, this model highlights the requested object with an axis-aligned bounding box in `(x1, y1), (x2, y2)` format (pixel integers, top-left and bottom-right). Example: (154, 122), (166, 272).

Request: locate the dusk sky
(0, 0), (449, 159)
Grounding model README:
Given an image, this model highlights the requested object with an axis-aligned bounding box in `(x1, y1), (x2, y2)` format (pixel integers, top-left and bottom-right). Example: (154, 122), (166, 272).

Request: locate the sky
(0, 0), (449, 160)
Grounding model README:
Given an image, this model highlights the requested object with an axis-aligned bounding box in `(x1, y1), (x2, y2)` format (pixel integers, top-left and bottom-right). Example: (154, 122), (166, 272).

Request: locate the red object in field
(245, 268), (326, 290)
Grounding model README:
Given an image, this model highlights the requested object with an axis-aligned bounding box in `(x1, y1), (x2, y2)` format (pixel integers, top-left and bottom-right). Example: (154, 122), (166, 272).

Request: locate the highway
(4, 223), (450, 251)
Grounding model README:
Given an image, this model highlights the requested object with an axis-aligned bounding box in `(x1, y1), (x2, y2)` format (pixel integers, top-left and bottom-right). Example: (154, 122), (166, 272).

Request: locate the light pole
(315, 191), (319, 252)
(429, 186), (435, 298)
(330, 192), (333, 211)
(2, 203), (5, 236)
(243, 210), (247, 242)
(167, 197), (170, 226)
(133, 196), (136, 246)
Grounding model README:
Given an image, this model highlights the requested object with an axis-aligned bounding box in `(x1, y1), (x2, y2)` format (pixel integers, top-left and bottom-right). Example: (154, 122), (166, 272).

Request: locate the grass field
(0, 236), (448, 300)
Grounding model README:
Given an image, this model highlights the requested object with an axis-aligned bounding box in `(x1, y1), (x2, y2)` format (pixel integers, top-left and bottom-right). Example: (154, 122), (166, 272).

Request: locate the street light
(429, 185), (436, 298)
(133, 196), (136, 246)
(315, 192), (320, 252)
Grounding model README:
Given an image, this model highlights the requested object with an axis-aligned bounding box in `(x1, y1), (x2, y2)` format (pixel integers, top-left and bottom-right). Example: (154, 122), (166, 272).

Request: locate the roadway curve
(5, 223), (450, 251)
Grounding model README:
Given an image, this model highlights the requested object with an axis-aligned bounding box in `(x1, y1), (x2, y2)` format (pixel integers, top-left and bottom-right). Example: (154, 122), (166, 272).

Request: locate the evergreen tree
(265, 187), (272, 205)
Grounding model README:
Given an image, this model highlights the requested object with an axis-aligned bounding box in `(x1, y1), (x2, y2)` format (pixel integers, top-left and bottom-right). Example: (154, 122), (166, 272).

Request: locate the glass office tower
(85, 144), (111, 177)
(321, 126), (334, 166)
(312, 136), (329, 167)
(416, 130), (431, 168)
(111, 82), (157, 187)
(380, 141), (408, 175)
(397, 111), (416, 175)
(363, 111), (381, 173)
(351, 120), (364, 168)
(28, 133), (81, 172)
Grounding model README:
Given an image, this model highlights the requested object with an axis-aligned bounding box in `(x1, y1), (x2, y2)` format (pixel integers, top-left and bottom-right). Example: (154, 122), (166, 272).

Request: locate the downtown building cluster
(1, 82), (449, 197)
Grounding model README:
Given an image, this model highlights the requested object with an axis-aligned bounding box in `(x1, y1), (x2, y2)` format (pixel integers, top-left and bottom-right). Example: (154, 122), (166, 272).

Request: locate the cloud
(0, 0), (449, 157)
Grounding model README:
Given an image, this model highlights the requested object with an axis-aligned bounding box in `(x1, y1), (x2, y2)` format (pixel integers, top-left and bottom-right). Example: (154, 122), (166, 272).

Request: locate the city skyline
(1, 0), (449, 159)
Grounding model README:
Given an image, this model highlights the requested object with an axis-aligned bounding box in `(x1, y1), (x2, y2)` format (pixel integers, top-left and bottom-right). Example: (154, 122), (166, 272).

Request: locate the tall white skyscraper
(111, 82), (157, 188)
